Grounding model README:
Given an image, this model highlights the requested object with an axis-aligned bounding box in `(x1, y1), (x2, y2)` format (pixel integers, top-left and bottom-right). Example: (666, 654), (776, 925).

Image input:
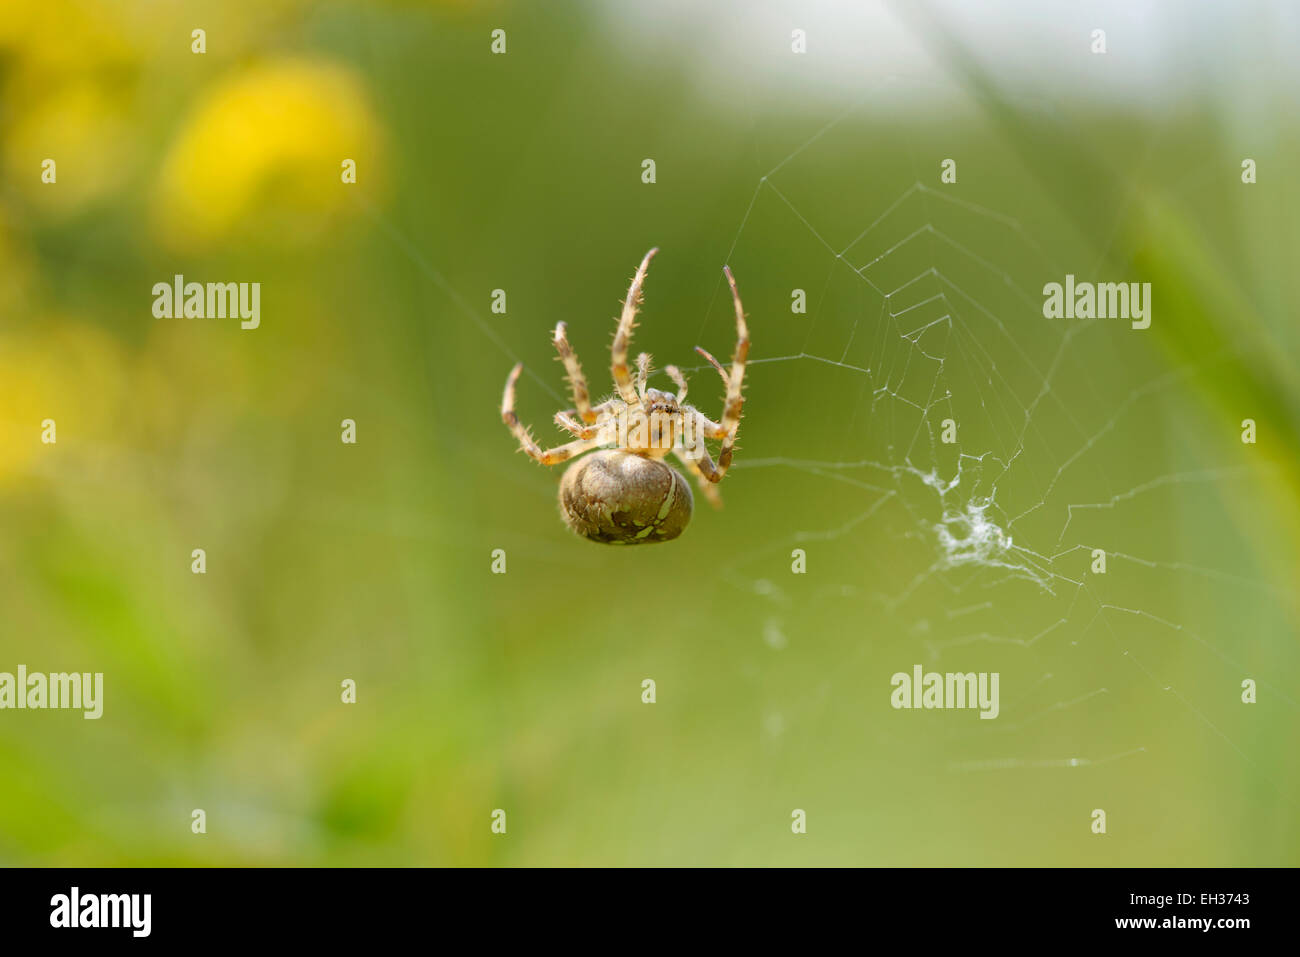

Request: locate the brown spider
(501, 248), (750, 544)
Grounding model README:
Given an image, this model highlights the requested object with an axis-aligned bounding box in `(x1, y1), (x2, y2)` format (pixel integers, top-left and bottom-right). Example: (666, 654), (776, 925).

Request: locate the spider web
(670, 99), (1299, 799)
(359, 89), (1298, 859)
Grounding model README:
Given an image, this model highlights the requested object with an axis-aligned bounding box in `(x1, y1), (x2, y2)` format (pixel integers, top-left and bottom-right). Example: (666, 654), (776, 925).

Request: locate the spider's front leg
(691, 264), (751, 482)
(611, 248), (658, 407)
(502, 364), (601, 465)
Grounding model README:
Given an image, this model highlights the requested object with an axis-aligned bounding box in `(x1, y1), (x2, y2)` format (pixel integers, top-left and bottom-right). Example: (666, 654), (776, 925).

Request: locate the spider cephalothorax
(501, 248), (750, 544)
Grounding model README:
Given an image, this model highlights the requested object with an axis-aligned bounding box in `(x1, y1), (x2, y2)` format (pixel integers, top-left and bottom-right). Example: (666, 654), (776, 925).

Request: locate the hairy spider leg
(685, 264), (750, 482)
(611, 247), (658, 407)
(502, 363), (603, 465)
(673, 446), (723, 509)
(553, 321), (599, 424)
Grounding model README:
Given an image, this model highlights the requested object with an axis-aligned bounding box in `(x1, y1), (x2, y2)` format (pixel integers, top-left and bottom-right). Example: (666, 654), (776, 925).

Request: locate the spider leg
(555, 396), (620, 438)
(612, 248), (657, 407)
(691, 343), (733, 400)
(687, 407), (727, 439)
(673, 446), (723, 509)
(502, 363), (602, 465)
(553, 322), (598, 424)
(664, 364), (688, 403)
(555, 410), (601, 440)
(693, 345), (730, 388)
(635, 352), (652, 400)
(690, 265), (750, 483)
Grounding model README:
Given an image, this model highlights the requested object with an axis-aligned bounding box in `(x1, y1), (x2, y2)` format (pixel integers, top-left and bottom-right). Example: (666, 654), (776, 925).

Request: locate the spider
(501, 248), (750, 544)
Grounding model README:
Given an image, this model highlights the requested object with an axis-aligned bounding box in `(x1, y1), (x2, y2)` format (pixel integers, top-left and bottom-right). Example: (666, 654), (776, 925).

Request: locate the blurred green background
(1, 0), (1297, 865)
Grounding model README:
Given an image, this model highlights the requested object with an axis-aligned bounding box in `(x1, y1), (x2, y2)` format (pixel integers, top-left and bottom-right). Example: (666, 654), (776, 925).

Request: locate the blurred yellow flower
(151, 59), (385, 251)
(0, 1), (138, 77)
(0, 0), (142, 218)
(0, 322), (130, 486)
(4, 81), (138, 217)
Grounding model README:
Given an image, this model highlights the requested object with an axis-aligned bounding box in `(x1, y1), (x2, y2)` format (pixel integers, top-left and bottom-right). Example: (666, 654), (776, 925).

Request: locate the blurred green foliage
(1, 1), (1296, 865)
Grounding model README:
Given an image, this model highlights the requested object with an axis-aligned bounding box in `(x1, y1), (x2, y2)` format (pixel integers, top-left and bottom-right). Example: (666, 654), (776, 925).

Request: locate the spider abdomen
(558, 450), (693, 544)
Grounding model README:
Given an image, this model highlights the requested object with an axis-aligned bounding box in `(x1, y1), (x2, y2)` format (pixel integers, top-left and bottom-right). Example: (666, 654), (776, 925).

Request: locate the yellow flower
(4, 82), (137, 217)
(152, 59), (384, 251)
